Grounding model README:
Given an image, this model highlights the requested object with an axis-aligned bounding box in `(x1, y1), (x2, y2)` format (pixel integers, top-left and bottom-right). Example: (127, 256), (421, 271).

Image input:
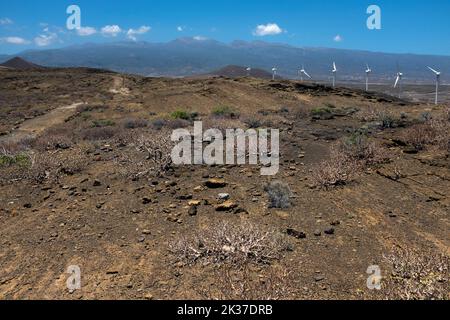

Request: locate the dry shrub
(294, 105), (312, 119)
(116, 130), (174, 179)
(202, 117), (243, 136)
(382, 248), (449, 300)
(264, 180), (292, 209)
(76, 104), (107, 114)
(242, 116), (263, 129)
(0, 145), (89, 184)
(311, 133), (390, 189)
(310, 148), (357, 189)
(166, 119), (190, 129)
(80, 126), (117, 141)
(0, 137), (34, 154)
(340, 134), (390, 166)
(444, 107), (450, 122)
(122, 118), (148, 129)
(356, 107), (379, 122)
(151, 119), (167, 130)
(169, 221), (289, 267)
(199, 265), (298, 300)
(33, 127), (73, 151)
(402, 118), (450, 152)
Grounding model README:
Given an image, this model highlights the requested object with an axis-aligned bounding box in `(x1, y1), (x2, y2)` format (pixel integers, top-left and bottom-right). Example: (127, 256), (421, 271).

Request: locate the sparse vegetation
(264, 180), (292, 209)
(199, 265), (298, 300)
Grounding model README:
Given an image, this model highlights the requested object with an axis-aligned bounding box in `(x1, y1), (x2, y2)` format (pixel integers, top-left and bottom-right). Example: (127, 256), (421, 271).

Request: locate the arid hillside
(0, 67), (448, 300)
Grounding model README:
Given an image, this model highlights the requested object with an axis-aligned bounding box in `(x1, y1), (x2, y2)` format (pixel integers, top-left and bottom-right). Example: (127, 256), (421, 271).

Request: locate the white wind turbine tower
(427, 66), (441, 105)
(331, 62), (337, 88)
(394, 66), (403, 98)
(246, 67), (251, 77)
(365, 64), (372, 92)
(272, 67), (277, 80)
(299, 64), (311, 82)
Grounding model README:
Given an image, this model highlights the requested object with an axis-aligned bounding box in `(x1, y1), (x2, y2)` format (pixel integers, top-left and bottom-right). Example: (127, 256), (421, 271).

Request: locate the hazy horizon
(1, 0), (450, 55)
(2, 37), (450, 58)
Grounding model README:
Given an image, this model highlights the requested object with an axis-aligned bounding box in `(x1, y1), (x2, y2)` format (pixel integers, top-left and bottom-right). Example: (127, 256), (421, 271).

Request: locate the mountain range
(1, 38), (449, 83)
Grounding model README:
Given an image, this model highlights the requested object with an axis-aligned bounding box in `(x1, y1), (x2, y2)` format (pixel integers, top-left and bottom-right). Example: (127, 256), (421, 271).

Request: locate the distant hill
(207, 65), (281, 79)
(0, 39), (449, 83)
(0, 57), (43, 70)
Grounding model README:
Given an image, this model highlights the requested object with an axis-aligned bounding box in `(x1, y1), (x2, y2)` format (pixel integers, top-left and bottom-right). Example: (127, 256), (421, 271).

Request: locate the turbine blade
(428, 66), (439, 74)
(394, 76), (400, 88)
(304, 71), (311, 78)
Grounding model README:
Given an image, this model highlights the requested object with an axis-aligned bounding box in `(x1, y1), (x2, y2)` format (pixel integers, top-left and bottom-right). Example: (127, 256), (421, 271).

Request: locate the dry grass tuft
(382, 248), (449, 300)
(115, 130), (174, 179)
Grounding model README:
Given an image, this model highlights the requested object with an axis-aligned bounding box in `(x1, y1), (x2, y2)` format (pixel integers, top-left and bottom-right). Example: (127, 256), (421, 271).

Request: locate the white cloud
(101, 25), (122, 37)
(253, 23), (284, 36)
(333, 34), (343, 42)
(0, 18), (13, 25)
(1, 36), (30, 45)
(126, 25), (151, 41)
(177, 26), (184, 32)
(34, 33), (57, 46)
(77, 26), (97, 36)
(193, 36), (207, 41)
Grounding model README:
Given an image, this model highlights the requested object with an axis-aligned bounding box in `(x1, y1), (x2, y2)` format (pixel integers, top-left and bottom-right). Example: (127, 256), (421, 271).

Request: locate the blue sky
(0, 0), (449, 55)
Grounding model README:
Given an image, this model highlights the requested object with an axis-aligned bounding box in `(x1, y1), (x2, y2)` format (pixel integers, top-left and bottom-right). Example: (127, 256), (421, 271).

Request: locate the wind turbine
(246, 67), (251, 77)
(272, 67), (277, 80)
(299, 65), (311, 81)
(427, 66), (441, 105)
(331, 62), (337, 88)
(394, 65), (403, 98)
(365, 64), (372, 92)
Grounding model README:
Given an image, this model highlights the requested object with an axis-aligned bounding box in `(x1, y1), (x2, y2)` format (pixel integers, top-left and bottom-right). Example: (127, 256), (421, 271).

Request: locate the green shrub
(0, 153), (31, 167)
(377, 112), (397, 128)
(212, 106), (238, 118)
(171, 110), (191, 120)
(311, 106), (334, 120)
(92, 119), (115, 128)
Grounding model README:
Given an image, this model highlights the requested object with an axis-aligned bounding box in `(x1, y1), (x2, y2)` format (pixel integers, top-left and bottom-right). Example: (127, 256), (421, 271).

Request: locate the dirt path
(109, 75), (130, 95)
(0, 102), (84, 143)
